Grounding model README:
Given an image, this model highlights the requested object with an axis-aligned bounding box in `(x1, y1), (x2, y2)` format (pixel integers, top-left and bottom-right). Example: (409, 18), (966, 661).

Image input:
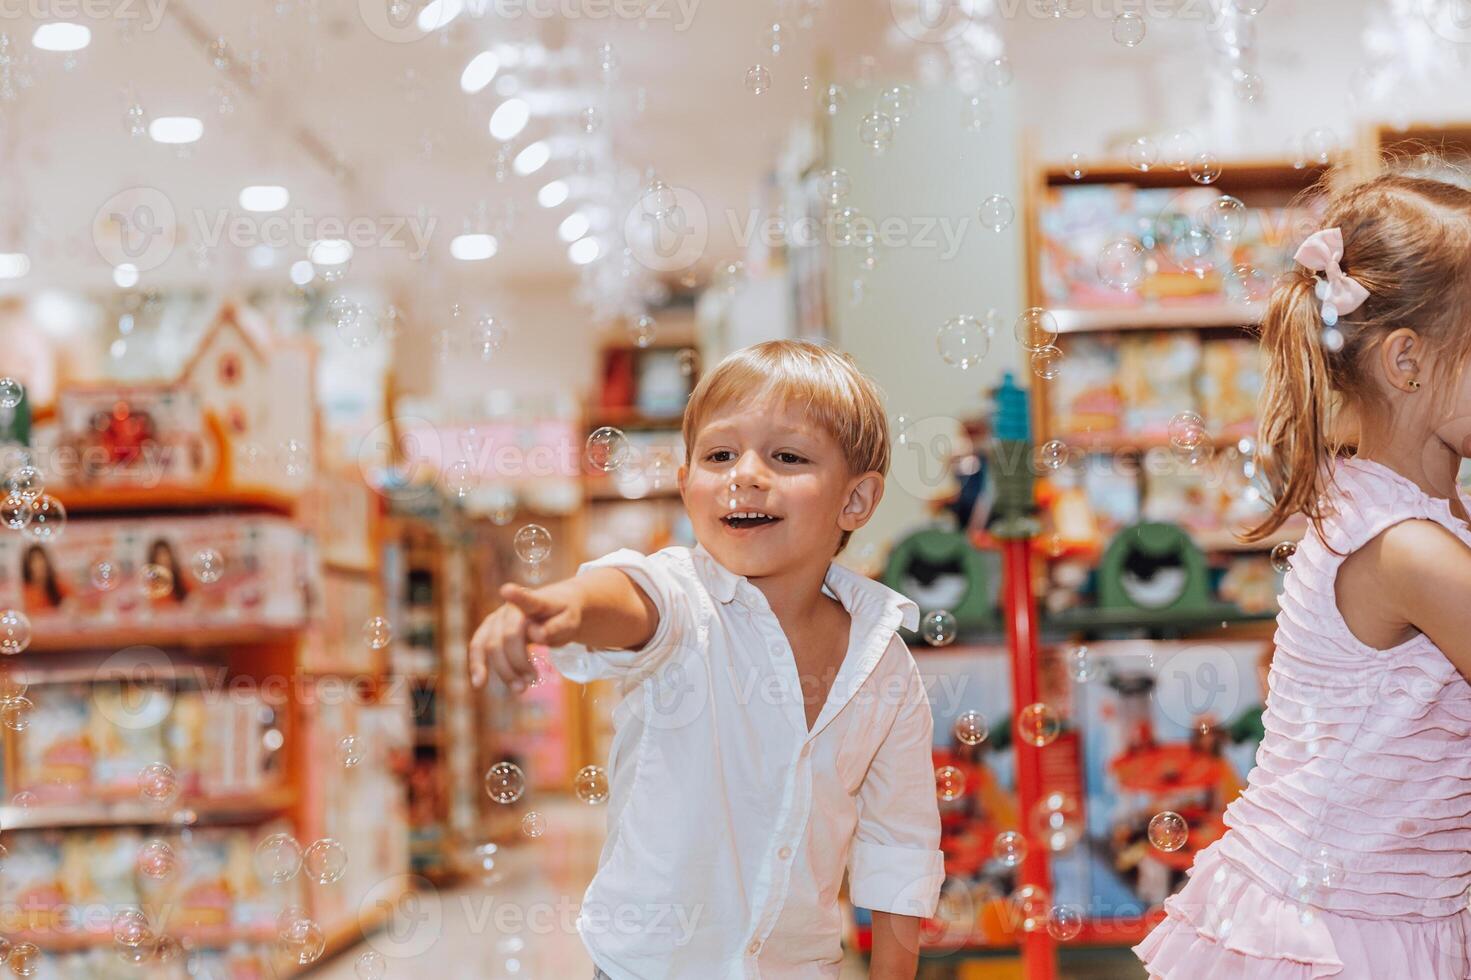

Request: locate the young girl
(1135, 170), (1471, 977)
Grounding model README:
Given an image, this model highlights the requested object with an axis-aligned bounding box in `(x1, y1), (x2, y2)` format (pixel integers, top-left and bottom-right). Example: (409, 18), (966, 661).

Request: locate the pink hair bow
(1293, 227), (1369, 325)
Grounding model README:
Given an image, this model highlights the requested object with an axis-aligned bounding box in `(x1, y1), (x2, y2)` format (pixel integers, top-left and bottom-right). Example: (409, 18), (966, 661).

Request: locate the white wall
(826, 82), (1024, 569)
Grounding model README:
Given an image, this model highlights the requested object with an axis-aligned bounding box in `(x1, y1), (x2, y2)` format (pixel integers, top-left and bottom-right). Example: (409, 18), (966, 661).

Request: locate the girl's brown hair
(1247, 162), (1471, 546)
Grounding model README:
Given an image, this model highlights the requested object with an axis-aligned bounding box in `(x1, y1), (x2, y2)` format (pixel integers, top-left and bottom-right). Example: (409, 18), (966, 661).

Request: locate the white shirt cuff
(848, 841), (945, 917)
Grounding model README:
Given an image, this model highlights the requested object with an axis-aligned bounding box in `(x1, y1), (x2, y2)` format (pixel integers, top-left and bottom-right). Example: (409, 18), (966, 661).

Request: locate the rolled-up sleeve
(548, 547), (693, 684)
(847, 657), (945, 918)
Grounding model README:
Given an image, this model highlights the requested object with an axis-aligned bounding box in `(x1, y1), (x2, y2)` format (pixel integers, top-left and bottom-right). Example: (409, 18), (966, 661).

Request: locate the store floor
(309, 797), (869, 978)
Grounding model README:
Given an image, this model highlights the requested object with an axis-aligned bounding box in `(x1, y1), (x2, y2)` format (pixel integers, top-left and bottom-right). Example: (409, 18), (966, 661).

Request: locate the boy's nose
(730, 451), (769, 488)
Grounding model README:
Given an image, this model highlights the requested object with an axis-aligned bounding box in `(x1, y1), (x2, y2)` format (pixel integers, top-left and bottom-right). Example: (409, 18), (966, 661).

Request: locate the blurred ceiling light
(557, 212), (590, 242)
(416, 0), (463, 32)
(450, 233), (498, 261)
(489, 98), (530, 141)
(461, 51), (500, 93)
(239, 185), (289, 212)
(289, 260), (314, 285)
(568, 237), (600, 265)
(149, 116), (203, 144)
(537, 180), (569, 208)
(112, 264), (140, 288)
(32, 22), (89, 51)
(0, 253), (31, 279)
(307, 239), (353, 267)
(513, 141), (550, 176)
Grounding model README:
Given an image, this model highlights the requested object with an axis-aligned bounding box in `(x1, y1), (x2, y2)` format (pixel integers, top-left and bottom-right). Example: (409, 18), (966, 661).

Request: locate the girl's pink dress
(1135, 457), (1471, 978)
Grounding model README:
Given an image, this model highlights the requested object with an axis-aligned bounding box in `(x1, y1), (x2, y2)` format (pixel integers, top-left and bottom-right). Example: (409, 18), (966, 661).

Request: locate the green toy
(882, 526), (997, 631)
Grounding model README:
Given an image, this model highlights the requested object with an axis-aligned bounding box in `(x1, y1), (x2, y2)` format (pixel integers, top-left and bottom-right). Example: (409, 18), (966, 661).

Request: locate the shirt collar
(691, 542), (920, 632)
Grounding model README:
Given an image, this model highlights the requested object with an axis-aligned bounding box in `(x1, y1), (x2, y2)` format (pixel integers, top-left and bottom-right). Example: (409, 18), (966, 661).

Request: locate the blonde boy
(470, 340), (943, 979)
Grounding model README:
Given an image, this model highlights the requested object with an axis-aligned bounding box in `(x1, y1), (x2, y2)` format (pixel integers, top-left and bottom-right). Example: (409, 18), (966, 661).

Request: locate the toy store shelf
(1050, 304), (1262, 335)
(27, 623), (304, 652)
(54, 485), (299, 516)
(1043, 159), (1330, 190)
(0, 787), (295, 830)
(583, 478), (681, 502)
(11, 923), (277, 952)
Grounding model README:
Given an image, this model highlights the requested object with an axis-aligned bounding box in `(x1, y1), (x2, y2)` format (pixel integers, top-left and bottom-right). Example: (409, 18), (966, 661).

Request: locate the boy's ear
(677, 463), (688, 496)
(838, 471), (884, 532)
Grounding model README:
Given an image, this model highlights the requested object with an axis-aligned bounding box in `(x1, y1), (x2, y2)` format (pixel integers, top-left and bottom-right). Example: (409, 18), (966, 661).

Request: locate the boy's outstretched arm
(869, 911), (920, 979)
(468, 567), (658, 690)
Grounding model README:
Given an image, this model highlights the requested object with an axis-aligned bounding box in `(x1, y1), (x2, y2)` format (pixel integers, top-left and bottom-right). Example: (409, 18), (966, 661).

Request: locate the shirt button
(747, 940), (761, 956)
(778, 846), (792, 860)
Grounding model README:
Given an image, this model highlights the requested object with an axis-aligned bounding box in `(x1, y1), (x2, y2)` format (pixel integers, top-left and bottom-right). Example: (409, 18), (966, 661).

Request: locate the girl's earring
(1408, 379), (1422, 391)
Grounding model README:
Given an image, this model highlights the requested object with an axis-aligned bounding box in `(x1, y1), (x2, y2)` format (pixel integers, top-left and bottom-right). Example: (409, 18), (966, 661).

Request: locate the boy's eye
(706, 450), (734, 463)
(776, 452), (806, 464)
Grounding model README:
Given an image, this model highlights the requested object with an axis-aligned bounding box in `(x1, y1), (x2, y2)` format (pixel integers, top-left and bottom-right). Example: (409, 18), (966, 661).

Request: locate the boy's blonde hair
(682, 340), (889, 554)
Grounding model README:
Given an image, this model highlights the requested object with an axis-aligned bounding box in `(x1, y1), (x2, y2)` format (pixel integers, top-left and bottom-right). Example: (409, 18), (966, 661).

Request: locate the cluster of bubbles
(585, 426), (679, 501)
(109, 907), (182, 969)
(483, 761), (609, 839)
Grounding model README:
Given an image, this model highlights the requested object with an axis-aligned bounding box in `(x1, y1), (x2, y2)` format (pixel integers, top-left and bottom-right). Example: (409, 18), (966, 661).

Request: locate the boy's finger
(502, 620), (534, 690)
(528, 608), (579, 647)
(501, 583), (561, 620)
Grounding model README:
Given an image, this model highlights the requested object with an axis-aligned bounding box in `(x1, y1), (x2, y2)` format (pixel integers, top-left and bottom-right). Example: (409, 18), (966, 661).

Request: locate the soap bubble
(1226, 263), (1271, 303)
(578, 105), (602, 133)
(575, 764), (609, 804)
(0, 492), (31, 530)
(1017, 702), (1060, 747)
(1037, 439), (1069, 472)
(190, 548), (225, 584)
(356, 950), (388, 979)
(1112, 11), (1146, 45)
(363, 616), (392, 650)
(984, 56), (1013, 87)
(1233, 70), (1264, 102)
(627, 313), (657, 348)
(920, 609), (958, 647)
(90, 559), (119, 591)
(1031, 345), (1063, 381)
(1064, 152), (1086, 180)
(859, 112), (894, 153)
(1012, 884), (1051, 932)
(586, 427), (633, 472)
(1068, 645), (1102, 682)
(744, 64), (771, 94)
(140, 563), (175, 599)
(1170, 227), (1217, 278)
(1097, 238), (1146, 290)
(7, 465), (41, 500)
(304, 838), (348, 883)
(485, 761), (526, 803)
(819, 82), (846, 116)
(953, 710), (988, 746)
(877, 83), (913, 122)
(255, 832), (303, 883)
(0, 665), (25, 702)
(521, 810), (547, 837)
(0, 609), (30, 655)
(979, 194), (1014, 232)
(1200, 195), (1246, 241)
(112, 908), (153, 947)
(278, 909), (326, 964)
(339, 735), (363, 768)
(1127, 136), (1159, 171)
(1148, 810), (1189, 851)
(1, 695), (32, 732)
(1168, 411), (1208, 451)
(1270, 541), (1296, 573)
(993, 831), (1027, 867)
(136, 838), (178, 880)
(935, 765), (965, 801)
(937, 315), (990, 370)
(6, 942), (39, 977)
(0, 377), (23, 408)
(476, 315), (507, 359)
(1047, 904), (1083, 940)
(1189, 152), (1223, 184)
(514, 524), (552, 564)
(816, 167), (850, 206)
(1030, 791), (1084, 852)
(138, 762), (179, 804)
(24, 494), (65, 540)
(1014, 308), (1058, 351)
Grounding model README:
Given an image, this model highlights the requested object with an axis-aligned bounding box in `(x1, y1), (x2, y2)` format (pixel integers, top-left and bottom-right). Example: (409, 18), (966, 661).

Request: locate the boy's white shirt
(550, 542), (945, 980)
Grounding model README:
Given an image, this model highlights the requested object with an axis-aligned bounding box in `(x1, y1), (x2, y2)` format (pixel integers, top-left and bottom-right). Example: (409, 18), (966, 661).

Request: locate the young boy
(469, 340), (943, 979)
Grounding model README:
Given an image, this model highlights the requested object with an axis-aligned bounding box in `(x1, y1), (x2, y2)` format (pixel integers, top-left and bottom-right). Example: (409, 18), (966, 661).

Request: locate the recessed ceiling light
(450, 233), (498, 261)
(0, 254), (31, 279)
(239, 185), (290, 212)
(416, 0), (463, 32)
(289, 260), (314, 285)
(149, 117), (204, 145)
(557, 212), (590, 243)
(513, 141), (550, 176)
(537, 180), (569, 209)
(568, 237), (600, 265)
(307, 239), (353, 267)
(489, 98), (530, 142)
(461, 51), (500, 93)
(113, 264), (140, 288)
(32, 23), (90, 52)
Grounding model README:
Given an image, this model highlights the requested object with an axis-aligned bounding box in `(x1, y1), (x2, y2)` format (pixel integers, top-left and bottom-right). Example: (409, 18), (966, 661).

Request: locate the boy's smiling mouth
(721, 510), (783, 530)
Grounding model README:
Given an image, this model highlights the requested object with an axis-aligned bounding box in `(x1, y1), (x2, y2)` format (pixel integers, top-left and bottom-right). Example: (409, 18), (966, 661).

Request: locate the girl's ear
(839, 471), (884, 532)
